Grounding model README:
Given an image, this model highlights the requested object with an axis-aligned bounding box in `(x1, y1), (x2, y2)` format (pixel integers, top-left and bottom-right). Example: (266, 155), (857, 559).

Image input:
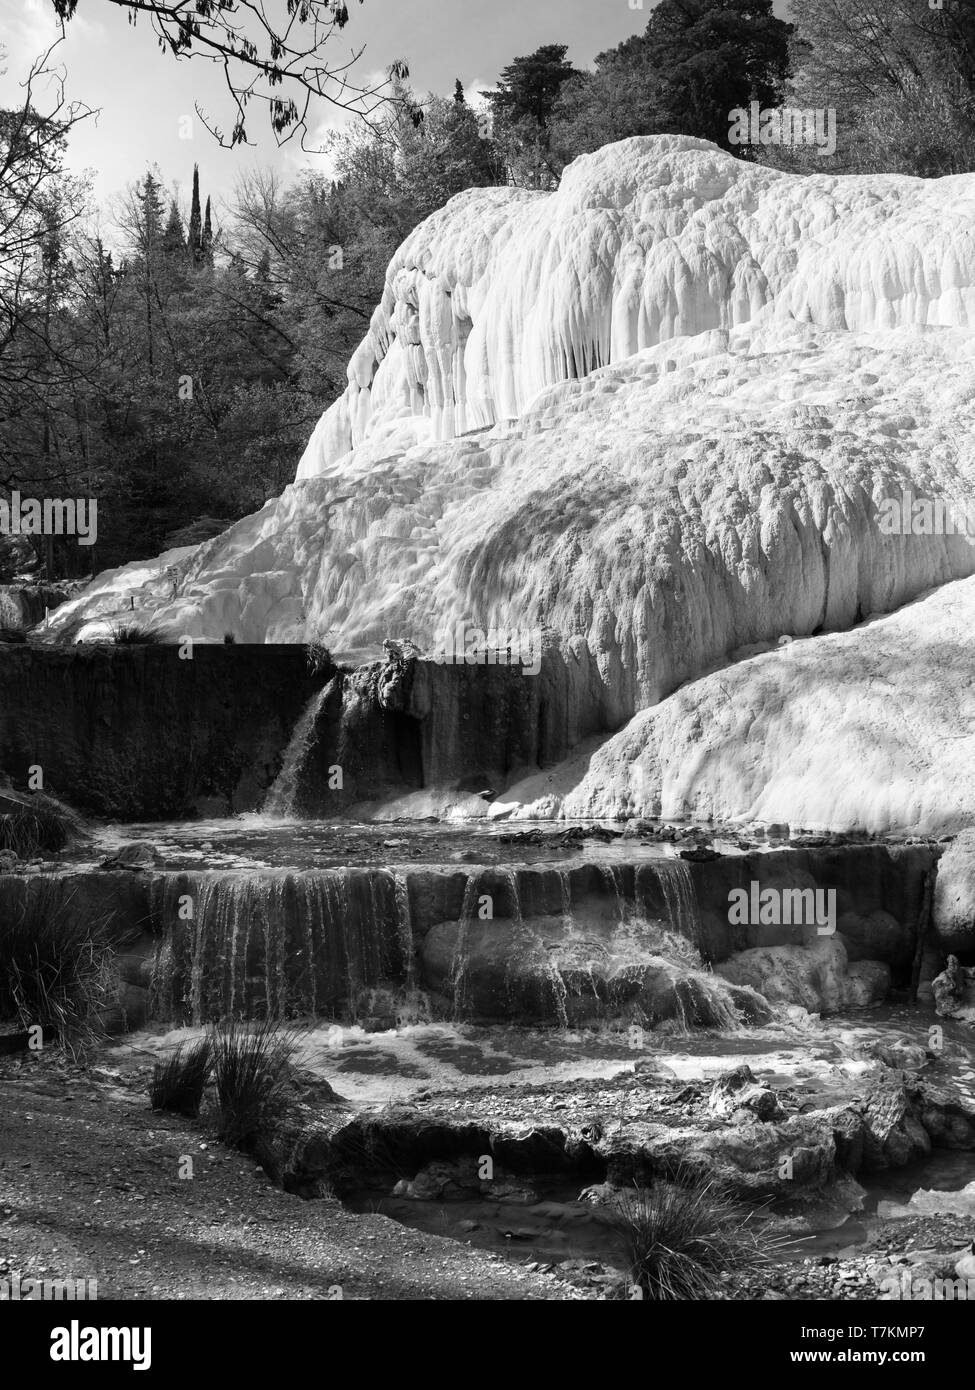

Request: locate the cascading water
(148, 868), (403, 1023)
(391, 871), (415, 990)
(448, 872), (481, 1020)
(637, 860), (704, 947)
(263, 676), (337, 817)
(598, 864), (626, 922)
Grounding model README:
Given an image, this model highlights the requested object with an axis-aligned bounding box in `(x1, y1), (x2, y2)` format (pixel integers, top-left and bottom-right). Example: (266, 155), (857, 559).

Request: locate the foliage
(0, 889), (116, 1058)
(150, 1038), (212, 1117)
(605, 1173), (775, 1299)
(760, 0), (975, 175)
(209, 1018), (298, 1150)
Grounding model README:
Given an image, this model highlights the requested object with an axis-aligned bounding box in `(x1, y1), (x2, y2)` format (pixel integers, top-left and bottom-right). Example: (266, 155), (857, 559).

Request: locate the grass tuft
(605, 1172), (775, 1300)
(0, 889), (117, 1058)
(209, 1018), (297, 1152)
(110, 624), (163, 645)
(150, 1038), (212, 1117)
(0, 792), (83, 857)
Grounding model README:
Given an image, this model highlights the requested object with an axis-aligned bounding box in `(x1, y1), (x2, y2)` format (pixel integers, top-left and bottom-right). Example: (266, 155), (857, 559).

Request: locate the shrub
(605, 1173), (775, 1300)
(150, 1038), (212, 1117)
(110, 624), (163, 645)
(306, 641), (332, 676)
(0, 793), (81, 857)
(209, 1018), (297, 1151)
(0, 888), (117, 1058)
(222, 632), (236, 644)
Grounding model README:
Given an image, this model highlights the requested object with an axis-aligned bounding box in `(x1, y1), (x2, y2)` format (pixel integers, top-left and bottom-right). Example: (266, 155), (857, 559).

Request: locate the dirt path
(0, 1051), (579, 1301)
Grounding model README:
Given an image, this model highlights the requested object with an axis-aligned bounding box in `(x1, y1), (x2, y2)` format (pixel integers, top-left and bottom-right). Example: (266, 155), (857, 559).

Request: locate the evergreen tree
(486, 44), (581, 186)
(162, 199), (187, 257)
(189, 163), (203, 264)
(202, 195), (214, 264)
(644, 0), (792, 152)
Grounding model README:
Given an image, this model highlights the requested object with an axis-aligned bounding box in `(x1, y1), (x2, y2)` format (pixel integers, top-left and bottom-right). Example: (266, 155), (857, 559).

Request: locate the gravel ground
(0, 1051), (583, 1301)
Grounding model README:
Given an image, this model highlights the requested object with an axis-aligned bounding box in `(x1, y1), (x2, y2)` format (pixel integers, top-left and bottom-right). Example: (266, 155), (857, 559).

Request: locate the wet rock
(578, 1182), (617, 1205)
(932, 954), (975, 1023)
(878, 1180), (975, 1220)
(99, 842), (162, 871)
(933, 830), (975, 956)
(707, 1066), (785, 1122)
(859, 1036), (929, 1072)
(910, 1081), (975, 1148)
(862, 1084), (931, 1170)
(419, 915), (766, 1027)
(715, 937), (890, 1013)
(838, 909), (914, 967)
(602, 1112), (837, 1200)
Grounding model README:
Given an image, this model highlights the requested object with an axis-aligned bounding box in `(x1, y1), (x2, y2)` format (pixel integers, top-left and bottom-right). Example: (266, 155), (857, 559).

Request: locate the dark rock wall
(0, 645), (324, 818)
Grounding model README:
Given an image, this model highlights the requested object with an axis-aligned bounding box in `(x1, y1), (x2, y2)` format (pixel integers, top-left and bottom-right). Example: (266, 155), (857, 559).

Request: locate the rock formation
(43, 136), (975, 831)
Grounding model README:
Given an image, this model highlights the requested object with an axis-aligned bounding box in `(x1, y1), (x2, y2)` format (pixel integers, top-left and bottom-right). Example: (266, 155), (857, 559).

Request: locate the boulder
(933, 831), (975, 957)
(932, 954), (975, 1023)
(861, 1084), (931, 1170)
(714, 937), (890, 1014)
(859, 1036), (929, 1072)
(707, 1065), (785, 1122)
(99, 842), (162, 871)
(420, 915), (771, 1026)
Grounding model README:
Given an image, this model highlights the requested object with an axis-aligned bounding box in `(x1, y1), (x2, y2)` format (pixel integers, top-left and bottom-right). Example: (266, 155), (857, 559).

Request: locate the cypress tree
(201, 195), (213, 265)
(189, 163), (202, 264)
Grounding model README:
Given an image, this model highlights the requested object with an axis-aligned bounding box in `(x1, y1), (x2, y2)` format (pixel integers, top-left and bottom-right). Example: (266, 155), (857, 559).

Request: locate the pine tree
(136, 170), (166, 258)
(454, 79), (466, 105)
(189, 163), (202, 265)
(162, 199), (187, 257)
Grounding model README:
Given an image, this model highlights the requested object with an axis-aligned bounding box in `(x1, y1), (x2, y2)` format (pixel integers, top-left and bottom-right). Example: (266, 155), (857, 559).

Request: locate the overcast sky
(3, 0), (792, 232)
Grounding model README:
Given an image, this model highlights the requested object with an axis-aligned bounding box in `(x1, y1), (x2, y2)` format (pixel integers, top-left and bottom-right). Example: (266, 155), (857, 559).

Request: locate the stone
(861, 1085), (931, 1171)
(715, 937), (890, 1014)
(707, 1066), (784, 1122)
(99, 842), (162, 871)
(933, 830), (975, 956)
(859, 1037), (929, 1072)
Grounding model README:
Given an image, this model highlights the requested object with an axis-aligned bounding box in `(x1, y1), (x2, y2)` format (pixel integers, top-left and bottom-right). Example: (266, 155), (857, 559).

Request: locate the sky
(1, 0), (665, 231)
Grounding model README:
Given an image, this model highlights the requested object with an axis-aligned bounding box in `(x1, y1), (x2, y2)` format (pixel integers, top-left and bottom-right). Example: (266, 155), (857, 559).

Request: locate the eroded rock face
(418, 914), (768, 1027)
(714, 938), (891, 1014)
(933, 832), (975, 958)
(0, 644), (322, 819)
(932, 954), (975, 1024)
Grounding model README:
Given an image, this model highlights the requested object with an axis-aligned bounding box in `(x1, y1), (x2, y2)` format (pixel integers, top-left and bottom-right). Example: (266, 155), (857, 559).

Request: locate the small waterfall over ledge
(12, 838), (932, 1029)
(148, 868), (406, 1024)
(433, 859), (709, 1024)
(264, 677), (338, 817)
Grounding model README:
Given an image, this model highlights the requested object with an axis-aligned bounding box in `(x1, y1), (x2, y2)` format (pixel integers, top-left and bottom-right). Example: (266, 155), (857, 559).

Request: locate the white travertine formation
(46, 137), (975, 829)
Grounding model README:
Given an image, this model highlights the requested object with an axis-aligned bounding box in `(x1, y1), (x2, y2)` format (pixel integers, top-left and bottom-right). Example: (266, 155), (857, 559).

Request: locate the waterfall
(392, 871), (416, 989)
(148, 868), (399, 1024)
(448, 872), (481, 1019)
(653, 860), (703, 946)
(263, 677), (335, 817)
(598, 864), (625, 921)
(558, 868), (573, 929)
